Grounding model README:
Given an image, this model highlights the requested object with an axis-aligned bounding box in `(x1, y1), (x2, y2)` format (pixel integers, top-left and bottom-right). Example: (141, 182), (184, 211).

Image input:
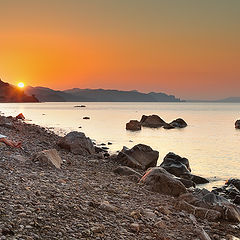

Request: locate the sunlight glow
(17, 82), (25, 88)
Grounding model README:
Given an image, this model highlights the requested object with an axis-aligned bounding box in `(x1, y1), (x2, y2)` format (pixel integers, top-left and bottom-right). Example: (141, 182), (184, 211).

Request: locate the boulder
(58, 131), (95, 155)
(235, 120), (240, 129)
(160, 152), (209, 185)
(126, 120), (141, 131)
(140, 115), (166, 128)
(33, 149), (62, 169)
(16, 113), (25, 120)
(113, 166), (142, 178)
(160, 152), (191, 176)
(116, 144), (159, 170)
(140, 167), (187, 196)
(168, 118), (187, 128)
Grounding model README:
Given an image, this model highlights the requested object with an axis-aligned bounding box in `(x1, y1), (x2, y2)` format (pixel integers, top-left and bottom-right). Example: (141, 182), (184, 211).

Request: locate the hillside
(0, 79), (39, 103)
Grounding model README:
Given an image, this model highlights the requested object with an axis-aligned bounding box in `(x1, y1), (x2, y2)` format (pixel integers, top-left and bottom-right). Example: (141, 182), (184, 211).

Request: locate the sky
(0, 0), (240, 100)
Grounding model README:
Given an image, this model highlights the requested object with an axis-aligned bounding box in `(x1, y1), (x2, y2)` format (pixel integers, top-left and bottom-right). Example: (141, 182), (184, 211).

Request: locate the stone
(168, 118), (187, 128)
(126, 120), (141, 131)
(58, 131), (95, 155)
(99, 201), (118, 212)
(160, 152), (191, 175)
(130, 210), (141, 220)
(140, 115), (166, 128)
(33, 149), (63, 169)
(140, 167), (187, 197)
(113, 166), (142, 178)
(15, 113), (25, 120)
(176, 200), (221, 221)
(130, 223), (140, 232)
(235, 120), (240, 129)
(191, 175), (209, 184)
(160, 152), (209, 185)
(116, 144), (159, 170)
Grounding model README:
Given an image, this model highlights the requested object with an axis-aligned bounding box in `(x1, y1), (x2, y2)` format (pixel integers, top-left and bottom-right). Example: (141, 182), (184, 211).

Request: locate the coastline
(0, 114), (240, 239)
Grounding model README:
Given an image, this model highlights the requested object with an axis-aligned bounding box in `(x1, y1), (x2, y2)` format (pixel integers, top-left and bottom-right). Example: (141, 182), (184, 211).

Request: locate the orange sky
(0, 0), (240, 100)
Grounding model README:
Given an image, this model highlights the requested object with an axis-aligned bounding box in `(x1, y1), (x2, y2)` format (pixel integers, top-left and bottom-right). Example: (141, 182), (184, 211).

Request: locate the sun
(17, 82), (25, 88)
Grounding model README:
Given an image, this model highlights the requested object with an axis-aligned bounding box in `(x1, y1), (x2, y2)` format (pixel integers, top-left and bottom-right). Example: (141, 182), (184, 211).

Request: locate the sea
(1, 102), (240, 188)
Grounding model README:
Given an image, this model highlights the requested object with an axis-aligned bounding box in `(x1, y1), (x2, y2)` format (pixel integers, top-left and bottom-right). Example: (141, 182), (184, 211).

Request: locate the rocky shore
(0, 115), (240, 239)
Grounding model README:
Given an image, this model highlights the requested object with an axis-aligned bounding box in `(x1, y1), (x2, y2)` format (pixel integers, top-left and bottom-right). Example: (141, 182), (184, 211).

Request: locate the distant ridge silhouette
(25, 86), (182, 102)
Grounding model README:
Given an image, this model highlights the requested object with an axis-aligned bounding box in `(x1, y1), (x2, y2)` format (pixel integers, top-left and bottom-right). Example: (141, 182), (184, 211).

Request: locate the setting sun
(17, 82), (25, 88)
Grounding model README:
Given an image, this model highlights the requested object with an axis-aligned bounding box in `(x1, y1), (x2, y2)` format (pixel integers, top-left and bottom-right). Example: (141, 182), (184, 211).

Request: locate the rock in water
(58, 131), (95, 155)
(140, 167), (186, 196)
(116, 144), (159, 170)
(33, 149), (63, 169)
(160, 152), (191, 176)
(160, 152), (209, 185)
(168, 118), (187, 128)
(126, 120), (141, 131)
(140, 115), (166, 128)
(235, 119), (240, 129)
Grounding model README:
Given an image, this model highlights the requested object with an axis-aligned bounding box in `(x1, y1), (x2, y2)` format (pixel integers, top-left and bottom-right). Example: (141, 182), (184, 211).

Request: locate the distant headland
(25, 86), (182, 102)
(0, 79), (39, 103)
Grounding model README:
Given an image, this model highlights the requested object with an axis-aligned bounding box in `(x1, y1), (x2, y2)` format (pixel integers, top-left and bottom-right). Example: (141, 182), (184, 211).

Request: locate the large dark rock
(235, 120), (240, 129)
(160, 152), (209, 185)
(168, 118), (187, 128)
(126, 120), (141, 131)
(116, 144), (159, 170)
(160, 152), (191, 176)
(140, 115), (166, 128)
(140, 167), (187, 197)
(58, 131), (95, 155)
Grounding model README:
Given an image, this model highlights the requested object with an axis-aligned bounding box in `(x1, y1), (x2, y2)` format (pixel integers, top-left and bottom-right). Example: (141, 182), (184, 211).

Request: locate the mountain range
(1, 79), (240, 103)
(25, 86), (182, 102)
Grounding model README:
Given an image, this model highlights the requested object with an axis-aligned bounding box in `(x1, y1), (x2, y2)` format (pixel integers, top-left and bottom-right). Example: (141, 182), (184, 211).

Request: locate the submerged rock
(116, 144), (159, 170)
(126, 120), (141, 131)
(168, 118), (187, 128)
(140, 167), (187, 196)
(58, 131), (95, 155)
(140, 115), (166, 128)
(235, 120), (240, 129)
(160, 152), (209, 185)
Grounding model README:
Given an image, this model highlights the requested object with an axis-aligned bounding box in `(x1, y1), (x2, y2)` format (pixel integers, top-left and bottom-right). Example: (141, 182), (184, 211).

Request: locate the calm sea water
(1, 102), (240, 187)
